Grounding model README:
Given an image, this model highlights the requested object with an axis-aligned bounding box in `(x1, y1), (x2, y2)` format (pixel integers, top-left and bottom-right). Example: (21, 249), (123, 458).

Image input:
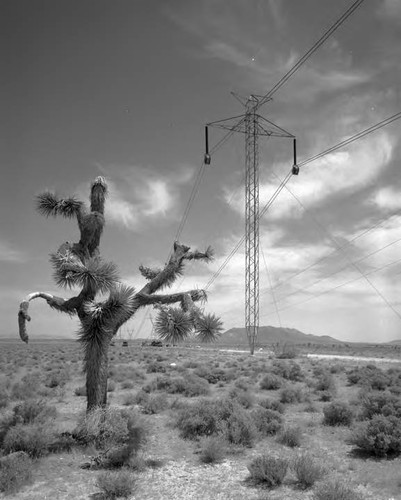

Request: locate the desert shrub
(292, 453), (326, 488)
(74, 386), (87, 397)
(198, 436), (226, 464)
(260, 374), (283, 390)
(146, 361), (167, 374)
(329, 363), (345, 374)
(193, 366), (234, 384)
(272, 360), (303, 381)
(228, 388), (255, 408)
(313, 478), (362, 500)
(258, 398), (285, 414)
(280, 385), (304, 404)
(122, 392), (137, 406)
(96, 469), (136, 499)
(176, 397), (256, 446)
(43, 369), (69, 388)
(3, 423), (54, 457)
(11, 378), (40, 400)
(143, 375), (209, 397)
(323, 402), (353, 426)
(347, 365), (390, 391)
(142, 393), (169, 414)
(251, 408), (283, 436)
(315, 372), (337, 402)
(359, 390), (401, 419)
(12, 399), (57, 425)
(247, 455), (288, 487)
(120, 380), (134, 390)
(276, 343), (298, 359)
(234, 377), (251, 391)
(0, 451), (33, 494)
(74, 407), (146, 452)
(350, 414), (401, 457)
(277, 426), (302, 447)
(134, 389), (149, 405)
(222, 408), (257, 447)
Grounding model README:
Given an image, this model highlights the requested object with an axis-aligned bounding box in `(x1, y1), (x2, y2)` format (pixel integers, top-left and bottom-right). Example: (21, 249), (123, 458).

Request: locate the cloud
(380, 0), (401, 23)
(87, 164), (195, 231)
(372, 187), (401, 211)
(224, 131), (394, 221)
(0, 241), (26, 263)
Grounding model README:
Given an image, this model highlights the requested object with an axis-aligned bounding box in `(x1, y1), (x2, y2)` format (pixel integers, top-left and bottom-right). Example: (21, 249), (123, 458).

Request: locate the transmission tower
(206, 94), (297, 354)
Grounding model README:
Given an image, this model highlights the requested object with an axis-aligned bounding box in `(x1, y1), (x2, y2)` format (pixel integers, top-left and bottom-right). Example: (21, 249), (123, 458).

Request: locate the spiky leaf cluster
(36, 192), (83, 218)
(194, 313), (223, 343)
(50, 253), (119, 293)
(154, 307), (193, 344)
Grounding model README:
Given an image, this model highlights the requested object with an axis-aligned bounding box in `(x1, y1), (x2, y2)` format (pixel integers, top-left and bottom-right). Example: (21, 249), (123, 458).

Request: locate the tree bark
(85, 334), (110, 411)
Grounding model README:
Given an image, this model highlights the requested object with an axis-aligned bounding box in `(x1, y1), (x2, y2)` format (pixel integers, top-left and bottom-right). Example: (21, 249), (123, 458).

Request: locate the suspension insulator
(204, 126), (211, 165)
(204, 153), (211, 165)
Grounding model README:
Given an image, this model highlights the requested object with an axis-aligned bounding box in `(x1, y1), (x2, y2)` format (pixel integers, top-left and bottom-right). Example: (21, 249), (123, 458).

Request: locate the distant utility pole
(206, 93), (297, 354)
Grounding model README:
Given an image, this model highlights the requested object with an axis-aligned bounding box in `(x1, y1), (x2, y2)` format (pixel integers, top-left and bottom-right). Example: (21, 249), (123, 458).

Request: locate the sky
(1, 0), (401, 343)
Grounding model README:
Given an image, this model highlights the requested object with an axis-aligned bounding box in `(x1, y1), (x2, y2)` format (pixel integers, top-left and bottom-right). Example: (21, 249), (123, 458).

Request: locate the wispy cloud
(224, 132), (394, 221)
(85, 164), (195, 231)
(0, 241), (26, 263)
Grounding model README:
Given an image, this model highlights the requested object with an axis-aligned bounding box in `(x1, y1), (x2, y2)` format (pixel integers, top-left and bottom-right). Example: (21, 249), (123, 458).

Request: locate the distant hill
(388, 339), (401, 345)
(218, 326), (343, 345)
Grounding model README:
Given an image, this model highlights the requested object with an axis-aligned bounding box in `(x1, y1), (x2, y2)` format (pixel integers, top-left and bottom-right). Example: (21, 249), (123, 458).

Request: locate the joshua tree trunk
(85, 334), (110, 410)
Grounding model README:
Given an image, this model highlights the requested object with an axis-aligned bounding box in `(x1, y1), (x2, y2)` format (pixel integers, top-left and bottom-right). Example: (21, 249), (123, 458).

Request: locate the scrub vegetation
(0, 339), (400, 499)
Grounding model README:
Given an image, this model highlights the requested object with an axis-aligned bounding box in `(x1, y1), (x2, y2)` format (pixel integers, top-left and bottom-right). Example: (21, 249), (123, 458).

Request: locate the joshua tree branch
(138, 242), (213, 296)
(136, 289), (206, 307)
(18, 292), (80, 343)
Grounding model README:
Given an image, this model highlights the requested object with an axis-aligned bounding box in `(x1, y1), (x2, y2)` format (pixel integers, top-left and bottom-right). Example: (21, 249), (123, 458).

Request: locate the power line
(261, 246), (281, 327)
(207, 0), (366, 157)
(260, 254), (401, 319)
(204, 171), (293, 290)
(298, 111), (401, 168)
(257, 0), (366, 107)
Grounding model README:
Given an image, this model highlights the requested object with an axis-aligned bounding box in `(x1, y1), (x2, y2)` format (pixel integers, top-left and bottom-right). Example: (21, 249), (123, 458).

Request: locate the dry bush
(142, 393), (169, 414)
(247, 455), (288, 487)
(12, 399), (57, 425)
(358, 390), (401, 419)
(323, 402), (353, 426)
(251, 408), (283, 436)
(258, 398), (285, 414)
(3, 423), (54, 457)
(228, 388), (255, 408)
(259, 374), (283, 390)
(292, 453), (326, 488)
(279, 385), (304, 404)
(277, 425), (302, 447)
(198, 436), (226, 464)
(313, 478), (362, 500)
(350, 414), (401, 457)
(96, 469), (136, 499)
(0, 451), (33, 494)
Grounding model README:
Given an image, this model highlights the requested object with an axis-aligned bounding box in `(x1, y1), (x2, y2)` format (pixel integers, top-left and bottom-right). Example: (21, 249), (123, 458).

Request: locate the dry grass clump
(251, 408), (283, 436)
(96, 469), (137, 499)
(276, 425), (302, 447)
(312, 478), (362, 500)
(3, 423), (54, 457)
(260, 374), (283, 390)
(0, 451), (33, 494)
(279, 385), (305, 404)
(292, 453), (326, 488)
(74, 385), (87, 397)
(198, 436), (226, 464)
(247, 454), (289, 487)
(141, 393), (169, 414)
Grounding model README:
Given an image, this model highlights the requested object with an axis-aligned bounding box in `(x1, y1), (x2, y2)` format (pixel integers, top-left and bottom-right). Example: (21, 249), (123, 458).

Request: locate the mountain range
(218, 326), (343, 345)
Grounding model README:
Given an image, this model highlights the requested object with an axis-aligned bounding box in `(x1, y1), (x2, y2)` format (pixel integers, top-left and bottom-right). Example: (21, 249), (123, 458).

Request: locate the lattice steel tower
(244, 96), (260, 354)
(206, 94), (296, 354)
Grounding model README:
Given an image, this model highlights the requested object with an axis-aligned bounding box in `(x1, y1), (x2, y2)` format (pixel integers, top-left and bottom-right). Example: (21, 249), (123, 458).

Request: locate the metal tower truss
(206, 95), (294, 354)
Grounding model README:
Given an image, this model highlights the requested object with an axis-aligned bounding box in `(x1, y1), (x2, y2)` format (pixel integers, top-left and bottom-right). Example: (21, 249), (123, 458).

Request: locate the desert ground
(0, 338), (400, 500)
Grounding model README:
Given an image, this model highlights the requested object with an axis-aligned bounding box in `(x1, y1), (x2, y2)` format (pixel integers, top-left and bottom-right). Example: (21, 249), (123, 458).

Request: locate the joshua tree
(18, 177), (223, 410)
